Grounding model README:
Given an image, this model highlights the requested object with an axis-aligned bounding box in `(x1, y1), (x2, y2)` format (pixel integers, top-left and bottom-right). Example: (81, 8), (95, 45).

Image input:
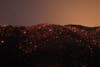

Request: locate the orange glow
(46, 0), (100, 27)
(0, 0), (100, 26)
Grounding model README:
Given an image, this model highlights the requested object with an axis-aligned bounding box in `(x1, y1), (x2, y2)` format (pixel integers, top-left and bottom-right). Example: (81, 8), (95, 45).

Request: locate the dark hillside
(0, 24), (99, 67)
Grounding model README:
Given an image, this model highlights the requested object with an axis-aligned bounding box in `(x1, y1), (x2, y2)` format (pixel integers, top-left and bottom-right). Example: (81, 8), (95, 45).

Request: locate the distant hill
(0, 24), (99, 67)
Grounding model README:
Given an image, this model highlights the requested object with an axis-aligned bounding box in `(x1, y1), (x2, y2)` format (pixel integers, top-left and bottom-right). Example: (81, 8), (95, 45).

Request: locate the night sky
(0, 0), (100, 26)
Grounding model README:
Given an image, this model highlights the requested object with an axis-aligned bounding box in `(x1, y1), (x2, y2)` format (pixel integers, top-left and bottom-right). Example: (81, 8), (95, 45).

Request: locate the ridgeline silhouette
(0, 24), (99, 67)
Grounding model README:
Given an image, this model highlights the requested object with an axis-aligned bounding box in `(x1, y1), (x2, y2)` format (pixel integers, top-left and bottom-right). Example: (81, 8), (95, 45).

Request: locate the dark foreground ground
(0, 24), (99, 67)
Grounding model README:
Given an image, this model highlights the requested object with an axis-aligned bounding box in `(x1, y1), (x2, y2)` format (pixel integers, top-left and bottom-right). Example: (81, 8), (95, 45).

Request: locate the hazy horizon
(0, 0), (100, 27)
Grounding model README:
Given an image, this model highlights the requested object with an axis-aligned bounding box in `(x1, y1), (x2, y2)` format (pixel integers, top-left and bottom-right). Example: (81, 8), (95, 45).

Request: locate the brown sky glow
(0, 0), (100, 26)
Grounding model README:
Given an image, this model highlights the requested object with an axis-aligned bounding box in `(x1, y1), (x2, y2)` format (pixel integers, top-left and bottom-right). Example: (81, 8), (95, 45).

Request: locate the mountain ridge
(0, 23), (99, 67)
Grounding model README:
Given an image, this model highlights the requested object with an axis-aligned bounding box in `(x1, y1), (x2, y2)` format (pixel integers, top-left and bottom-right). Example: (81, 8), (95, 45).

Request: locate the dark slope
(0, 24), (99, 67)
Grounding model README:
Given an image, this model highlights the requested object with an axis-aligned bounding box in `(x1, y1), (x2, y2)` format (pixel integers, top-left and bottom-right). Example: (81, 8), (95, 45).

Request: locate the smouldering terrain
(0, 24), (99, 67)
